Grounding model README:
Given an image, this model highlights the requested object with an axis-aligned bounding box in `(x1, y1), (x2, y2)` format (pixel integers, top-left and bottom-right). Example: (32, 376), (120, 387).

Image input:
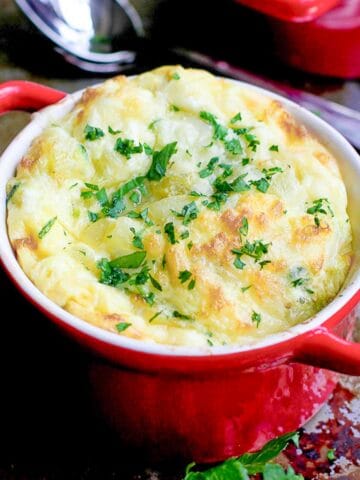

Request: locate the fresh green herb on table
(184, 431), (303, 480)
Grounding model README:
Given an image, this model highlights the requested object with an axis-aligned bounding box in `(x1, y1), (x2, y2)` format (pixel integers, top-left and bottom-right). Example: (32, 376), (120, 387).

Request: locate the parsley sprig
(185, 431), (302, 479)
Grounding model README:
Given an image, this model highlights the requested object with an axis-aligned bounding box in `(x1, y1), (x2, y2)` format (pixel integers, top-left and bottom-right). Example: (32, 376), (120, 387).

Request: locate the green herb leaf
(108, 126), (122, 135)
(199, 157), (219, 178)
(114, 137), (143, 159)
(149, 311), (162, 323)
(178, 270), (192, 284)
(96, 187), (109, 207)
(184, 432), (301, 480)
(251, 311), (261, 328)
(173, 310), (192, 321)
(180, 230), (190, 240)
(116, 322), (131, 332)
(173, 201), (199, 226)
(84, 124), (104, 141)
(170, 104), (180, 112)
(131, 229), (144, 249)
(172, 72), (180, 80)
(148, 119), (161, 130)
(306, 198), (334, 226)
(38, 217), (57, 239)
(230, 112), (242, 124)
(164, 222), (177, 244)
(269, 144), (279, 152)
(327, 448), (336, 461)
(146, 142), (177, 181)
(239, 217), (248, 237)
(110, 251), (146, 269)
(149, 274), (162, 291)
(88, 211), (99, 223)
(6, 183), (20, 204)
(188, 278), (196, 290)
(224, 137), (243, 155)
(143, 143), (153, 156)
(263, 464), (303, 480)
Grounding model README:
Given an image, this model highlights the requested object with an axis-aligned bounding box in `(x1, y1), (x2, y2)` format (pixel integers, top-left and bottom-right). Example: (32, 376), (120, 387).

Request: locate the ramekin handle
(0, 81), (66, 114)
(296, 327), (360, 376)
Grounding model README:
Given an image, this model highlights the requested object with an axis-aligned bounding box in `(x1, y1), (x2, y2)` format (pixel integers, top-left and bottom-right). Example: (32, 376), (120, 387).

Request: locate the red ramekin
(0, 80), (359, 462)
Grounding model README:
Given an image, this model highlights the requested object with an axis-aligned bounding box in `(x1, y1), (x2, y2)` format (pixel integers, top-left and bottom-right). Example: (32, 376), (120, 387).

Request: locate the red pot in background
(0, 81), (360, 462)
(234, 0), (340, 22)
(270, 0), (360, 78)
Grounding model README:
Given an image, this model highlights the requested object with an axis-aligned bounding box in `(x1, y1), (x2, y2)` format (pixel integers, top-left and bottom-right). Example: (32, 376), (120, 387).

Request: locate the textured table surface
(0, 1), (360, 478)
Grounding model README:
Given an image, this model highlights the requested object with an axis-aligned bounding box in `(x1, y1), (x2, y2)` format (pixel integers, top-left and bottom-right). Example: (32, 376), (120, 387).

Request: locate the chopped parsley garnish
(178, 270), (192, 284)
(232, 239), (271, 270)
(96, 188), (109, 207)
(306, 198), (334, 227)
(232, 127), (260, 152)
(84, 124), (104, 141)
(224, 137), (243, 155)
(161, 254), (166, 269)
(85, 182), (99, 191)
(230, 112), (242, 124)
(241, 285), (252, 292)
(199, 157), (219, 178)
(164, 222), (177, 244)
(108, 126), (122, 135)
(199, 111), (242, 155)
(188, 278), (196, 290)
(149, 311), (162, 323)
(242, 157), (250, 166)
(38, 217), (57, 239)
(269, 144), (279, 151)
(130, 227), (144, 249)
(251, 311), (261, 328)
(239, 217), (248, 237)
(172, 72), (180, 80)
(289, 267), (314, 294)
(127, 208), (154, 226)
(146, 142), (177, 181)
(149, 274), (162, 291)
(180, 230), (190, 240)
(115, 322), (131, 332)
(110, 251), (146, 269)
(79, 144), (88, 159)
(187, 241), (193, 250)
(172, 201), (198, 226)
(88, 211), (99, 223)
(170, 104), (180, 112)
(143, 143), (153, 156)
(6, 183), (20, 204)
(141, 291), (155, 306)
(129, 190), (141, 204)
(114, 137), (143, 159)
(173, 310), (192, 320)
(251, 167), (283, 193)
(148, 119), (161, 130)
(69, 182), (78, 190)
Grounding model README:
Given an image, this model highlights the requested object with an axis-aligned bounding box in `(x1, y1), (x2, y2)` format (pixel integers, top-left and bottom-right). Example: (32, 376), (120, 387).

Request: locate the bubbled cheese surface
(6, 66), (352, 347)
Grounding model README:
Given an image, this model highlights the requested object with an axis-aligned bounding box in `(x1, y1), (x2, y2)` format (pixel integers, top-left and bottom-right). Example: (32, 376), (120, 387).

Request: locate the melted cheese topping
(6, 66), (352, 347)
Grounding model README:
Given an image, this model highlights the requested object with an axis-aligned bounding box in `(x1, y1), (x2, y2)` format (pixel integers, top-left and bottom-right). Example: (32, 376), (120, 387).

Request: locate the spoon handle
(174, 48), (360, 149)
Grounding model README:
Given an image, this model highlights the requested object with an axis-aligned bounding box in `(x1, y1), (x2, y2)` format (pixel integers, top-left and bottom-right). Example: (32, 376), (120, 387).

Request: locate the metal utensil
(15, 0), (360, 148)
(15, 0), (144, 69)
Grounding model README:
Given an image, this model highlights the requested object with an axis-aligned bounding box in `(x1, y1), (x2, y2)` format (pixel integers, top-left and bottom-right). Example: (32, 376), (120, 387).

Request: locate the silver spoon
(15, 0), (360, 148)
(15, 0), (144, 70)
